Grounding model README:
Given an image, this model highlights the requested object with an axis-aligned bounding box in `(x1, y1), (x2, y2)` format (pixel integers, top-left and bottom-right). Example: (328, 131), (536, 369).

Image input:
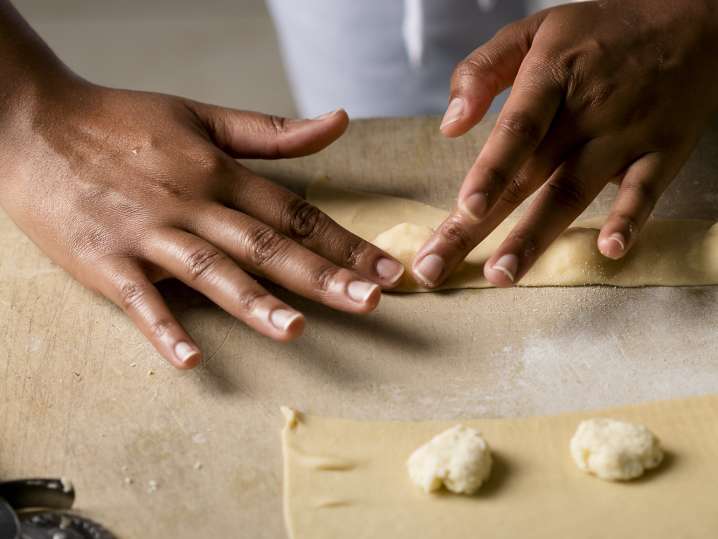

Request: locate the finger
(187, 100), (349, 159)
(143, 229), (306, 341)
(221, 171), (405, 287)
(456, 58), (564, 222)
(187, 205), (382, 314)
(412, 122), (568, 288)
(98, 258), (202, 369)
(598, 152), (680, 259)
(440, 12), (545, 136)
(484, 138), (634, 286)
(414, 59), (564, 288)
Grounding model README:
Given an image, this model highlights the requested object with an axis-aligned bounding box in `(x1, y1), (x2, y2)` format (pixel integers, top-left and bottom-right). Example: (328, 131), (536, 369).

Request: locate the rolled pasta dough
(282, 395), (718, 539)
(307, 180), (718, 291)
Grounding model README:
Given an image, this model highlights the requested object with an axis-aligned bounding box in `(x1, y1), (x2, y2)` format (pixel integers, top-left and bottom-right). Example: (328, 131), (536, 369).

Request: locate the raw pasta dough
(282, 395), (718, 539)
(307, 179), (718, 291)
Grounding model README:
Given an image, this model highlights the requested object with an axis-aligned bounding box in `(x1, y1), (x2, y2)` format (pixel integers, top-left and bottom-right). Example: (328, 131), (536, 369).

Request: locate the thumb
(441, 13), (544, 137)
(188, 102), (350, 159)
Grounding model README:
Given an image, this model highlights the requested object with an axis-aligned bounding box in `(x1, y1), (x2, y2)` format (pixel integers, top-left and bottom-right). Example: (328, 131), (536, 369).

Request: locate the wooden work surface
(1, 116), (718, 538)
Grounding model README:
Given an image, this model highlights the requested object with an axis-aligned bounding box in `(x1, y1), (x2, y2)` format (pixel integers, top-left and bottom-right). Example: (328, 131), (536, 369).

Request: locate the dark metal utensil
(0, 478), (115, 539)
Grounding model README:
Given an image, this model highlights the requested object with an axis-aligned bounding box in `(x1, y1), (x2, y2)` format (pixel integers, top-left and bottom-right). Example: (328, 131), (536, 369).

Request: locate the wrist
(0, 1), (84, 131)
(0, 69), (81, 132)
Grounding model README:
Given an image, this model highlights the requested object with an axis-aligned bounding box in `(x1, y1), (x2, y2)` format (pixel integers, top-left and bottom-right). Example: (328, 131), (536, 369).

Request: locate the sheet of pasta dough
(282, 394), (718, 539)
(306, 180), (718, 291)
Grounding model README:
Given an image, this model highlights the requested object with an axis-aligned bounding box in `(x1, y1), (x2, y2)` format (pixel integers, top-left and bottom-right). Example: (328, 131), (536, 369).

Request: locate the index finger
(222, 170), (405, 288)
(413, 58), (564, 287)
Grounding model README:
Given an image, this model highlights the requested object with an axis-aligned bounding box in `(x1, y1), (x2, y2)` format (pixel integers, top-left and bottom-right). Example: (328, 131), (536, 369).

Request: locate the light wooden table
(2, 117), (718, 538)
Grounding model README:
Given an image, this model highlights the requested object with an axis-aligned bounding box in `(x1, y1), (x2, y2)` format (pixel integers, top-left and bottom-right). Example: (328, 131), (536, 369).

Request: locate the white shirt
(266, 0), (528, 117)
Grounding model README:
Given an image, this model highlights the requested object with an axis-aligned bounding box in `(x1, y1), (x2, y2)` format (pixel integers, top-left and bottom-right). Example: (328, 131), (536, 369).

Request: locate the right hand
(413, 0), (718, 289)
(0, 78), (405, 368)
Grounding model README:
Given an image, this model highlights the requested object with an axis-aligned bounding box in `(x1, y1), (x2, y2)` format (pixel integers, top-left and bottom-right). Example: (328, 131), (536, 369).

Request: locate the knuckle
(149, 318), (173, 339)
(196, 150), (229, 176)
(493, 21), (518, 42)
(236, 289), (271, 313)
(581, 81), (615, 111)
(497, 113), (544, 146)
(269, 114), (289, 136)
(500, 177), (530, 206)
(341, 237), (368, 268)
(285, 199), (326, 240)
(439, 218), (473, 252)
(454, 53), (499, 94)
(118, 282), (149, 312)
(456, 53), (491, 78)
(255, 115), (291, 158)
(312, 264), (340, 292)
(529, 53), (573, 93)
(248, 226), (289, 268)
(547, 175), (587, 210)
(184, 247), (225, 281)
(150, 177), (193, 201)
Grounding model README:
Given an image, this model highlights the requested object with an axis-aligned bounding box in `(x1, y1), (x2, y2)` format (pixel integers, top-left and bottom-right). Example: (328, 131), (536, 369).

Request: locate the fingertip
(439, 96), (489, 138)
(375, 257), (405, 288)
(484, 253), (518, 287)
(440, 97), (466, 133)
(330, 278), (382, 313)
(458, 192), (488, 222)
(268, 308), (305, 339)
(275, 312), (306, 342)
(334, 107), (350, 127)
(282, 108), (348, 155)
(413, 253), (446, 289)
(333, 109), (350, 136)
(172, 341), (202, 369)
(598, 231), (627, 260)
(287, 314), (306, 338)
(355, 282), (382, 313)
(312, 107), (349, 129)
(440, 122), (471, 138)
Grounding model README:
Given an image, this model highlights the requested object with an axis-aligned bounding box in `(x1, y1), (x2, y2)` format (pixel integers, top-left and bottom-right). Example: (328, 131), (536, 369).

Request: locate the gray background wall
(12, 1), (564, 118)
(13, 0), (297, 116)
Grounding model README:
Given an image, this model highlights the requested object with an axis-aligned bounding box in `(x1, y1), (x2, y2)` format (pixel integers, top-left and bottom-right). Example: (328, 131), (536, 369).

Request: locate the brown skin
(0, 1), (405, 368)
(4, 0), (717, 365)
(414, 0), (718, 288)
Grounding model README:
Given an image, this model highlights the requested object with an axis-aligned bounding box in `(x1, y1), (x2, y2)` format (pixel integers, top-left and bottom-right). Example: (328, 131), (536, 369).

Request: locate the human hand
(0, 80), (405, 368)
(413, 0), (718, 287)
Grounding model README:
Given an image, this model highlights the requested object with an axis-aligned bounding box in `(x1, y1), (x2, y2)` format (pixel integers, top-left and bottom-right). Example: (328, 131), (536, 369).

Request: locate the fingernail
(313, 109), (338, 120)
(174, 341), (199, 365)
(491, 254), (518, 283)
(414, 254), (445, 285)
(375, 257), (405, 284)
(599, 232), (626, 258)
(440, 97), (464, 129)
(269, 308), (302, 332)
(346, 280), (379, 303)
(459, 192), (488, 221)
(608, 232), (625, 251)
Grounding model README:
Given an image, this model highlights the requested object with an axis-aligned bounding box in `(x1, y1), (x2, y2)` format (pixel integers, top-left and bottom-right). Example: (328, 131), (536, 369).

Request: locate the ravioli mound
(407, 425), (492, 495)
(570, 418), (663, 481)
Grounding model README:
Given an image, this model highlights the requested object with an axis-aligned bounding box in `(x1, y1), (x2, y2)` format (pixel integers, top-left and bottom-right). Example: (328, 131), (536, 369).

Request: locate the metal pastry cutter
(0, 478), (116, 539)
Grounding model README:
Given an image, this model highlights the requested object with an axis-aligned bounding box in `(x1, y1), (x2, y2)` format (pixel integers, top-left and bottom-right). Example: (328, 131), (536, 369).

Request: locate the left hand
(412, 0), (718, 288)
